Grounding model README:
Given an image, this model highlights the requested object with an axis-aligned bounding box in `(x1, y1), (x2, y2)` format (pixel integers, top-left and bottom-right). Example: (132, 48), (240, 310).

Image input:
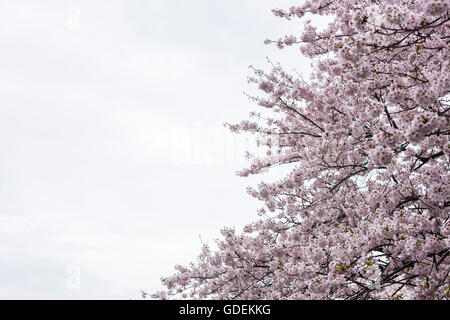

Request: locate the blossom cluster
(153, 0), (450, 300)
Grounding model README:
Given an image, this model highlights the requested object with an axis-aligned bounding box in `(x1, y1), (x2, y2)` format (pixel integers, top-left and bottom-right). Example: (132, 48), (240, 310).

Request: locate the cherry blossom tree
(154, 0), (450, 300)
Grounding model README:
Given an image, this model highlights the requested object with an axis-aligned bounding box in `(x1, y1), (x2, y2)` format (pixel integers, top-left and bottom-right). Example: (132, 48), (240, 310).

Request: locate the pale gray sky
(0, 0), (312, 299)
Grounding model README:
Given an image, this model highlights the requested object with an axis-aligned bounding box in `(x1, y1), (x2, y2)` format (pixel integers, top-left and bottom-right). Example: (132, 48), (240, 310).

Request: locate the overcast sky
(0, 0), (312, 299)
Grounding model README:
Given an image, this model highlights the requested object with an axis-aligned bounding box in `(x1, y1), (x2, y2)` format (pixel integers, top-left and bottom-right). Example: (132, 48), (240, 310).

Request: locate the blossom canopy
(154, 0), (450, 300)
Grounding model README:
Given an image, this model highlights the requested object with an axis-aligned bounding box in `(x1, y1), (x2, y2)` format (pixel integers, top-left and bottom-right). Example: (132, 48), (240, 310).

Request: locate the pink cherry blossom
(153, 1), (450, 300)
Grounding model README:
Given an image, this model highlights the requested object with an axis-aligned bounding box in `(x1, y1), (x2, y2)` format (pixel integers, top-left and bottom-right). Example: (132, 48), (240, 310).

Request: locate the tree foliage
(154, 0), (450, 300)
